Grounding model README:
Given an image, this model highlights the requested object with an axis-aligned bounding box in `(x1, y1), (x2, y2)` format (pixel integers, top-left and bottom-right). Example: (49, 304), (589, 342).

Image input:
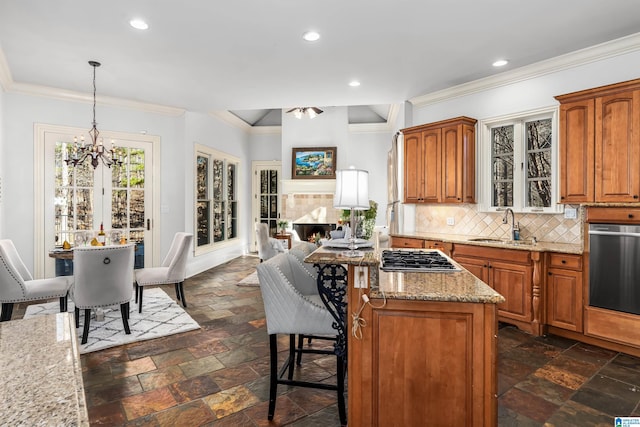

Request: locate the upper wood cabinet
(556, 78), (640, 203)
(402, 116), (476, 204)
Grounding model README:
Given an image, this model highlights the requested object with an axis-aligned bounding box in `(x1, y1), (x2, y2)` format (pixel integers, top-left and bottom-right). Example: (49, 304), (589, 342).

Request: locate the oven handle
(589, 230), (640, 238)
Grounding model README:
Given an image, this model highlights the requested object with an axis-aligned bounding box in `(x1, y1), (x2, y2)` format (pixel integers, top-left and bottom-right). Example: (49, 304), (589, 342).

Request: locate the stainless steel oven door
(589, 223), (640, 315)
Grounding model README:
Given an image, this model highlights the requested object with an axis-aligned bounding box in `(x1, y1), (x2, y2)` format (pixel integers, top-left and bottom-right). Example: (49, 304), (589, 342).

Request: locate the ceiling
(1, 1), (639, 126)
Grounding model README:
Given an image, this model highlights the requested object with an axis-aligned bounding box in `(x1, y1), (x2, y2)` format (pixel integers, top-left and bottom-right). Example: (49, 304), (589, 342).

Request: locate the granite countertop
(0, 313), (89, 426)
(391, 231), (583, 254)
(305, 246), (505, 305)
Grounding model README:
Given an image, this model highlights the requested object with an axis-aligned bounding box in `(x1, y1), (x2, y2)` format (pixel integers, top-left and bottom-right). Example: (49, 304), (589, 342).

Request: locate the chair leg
(268, 334), (278, 421)
(74, 307), (80, 328)
(296, 334), (304, 366)
(59, 296), (67, 313)
(287, 334), (296, 380)
(337, 353), (347, 426)
(81, 309), (91, 344)
(134, 282), (139, 304)
(138, 286), (144, 313)
(176, 281), (187, 307)
(1, 303), (14, 321)
(121, 302), (131, 335)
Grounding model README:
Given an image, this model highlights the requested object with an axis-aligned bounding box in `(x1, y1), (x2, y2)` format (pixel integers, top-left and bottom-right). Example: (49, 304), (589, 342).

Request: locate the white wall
(249, 131), (282, 162)
(183, 111), (251, 276)
(280, 106), (394, 225)
(0, 86), (4, 237)
(0, 91), (249, 276)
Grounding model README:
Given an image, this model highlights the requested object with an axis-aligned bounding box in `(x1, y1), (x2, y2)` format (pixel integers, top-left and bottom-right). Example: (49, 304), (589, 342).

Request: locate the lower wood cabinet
(546, 253), (583, 332)
(349, 296), (498, 427)
(389, 236), (424, 248)
(453, 244), (541, 335)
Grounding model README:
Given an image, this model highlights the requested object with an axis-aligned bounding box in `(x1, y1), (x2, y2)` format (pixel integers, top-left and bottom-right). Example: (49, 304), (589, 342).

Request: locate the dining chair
(134, 232), (193, 313)
(256, 252), (346, 425)
(71, 244), (134, 344)
(0, 239), (73, 322)
(255, 223), (285, 262)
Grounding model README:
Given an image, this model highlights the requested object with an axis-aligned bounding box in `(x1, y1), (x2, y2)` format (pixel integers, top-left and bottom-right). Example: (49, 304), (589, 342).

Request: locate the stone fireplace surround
(280, 193), (341, 241)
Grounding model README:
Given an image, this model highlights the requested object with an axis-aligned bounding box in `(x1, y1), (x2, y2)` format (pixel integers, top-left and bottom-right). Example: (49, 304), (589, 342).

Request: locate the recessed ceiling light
(303, 31), (320, 42)
(349, 81), (361, 87)
(129, 19), (149, 30)
(492, 59), (508, 67)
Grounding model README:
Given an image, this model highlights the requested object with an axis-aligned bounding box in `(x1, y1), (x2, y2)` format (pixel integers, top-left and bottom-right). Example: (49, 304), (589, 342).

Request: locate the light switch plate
(564, 208), (577, 219)
(354, 266), (368, 288)
(446, 217), (455, 226)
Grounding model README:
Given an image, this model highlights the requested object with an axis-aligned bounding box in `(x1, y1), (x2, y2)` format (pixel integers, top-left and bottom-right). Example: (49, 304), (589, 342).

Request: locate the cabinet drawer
(453, 244), (531, 264)
(391, 237), (424, 248)
(586, 207), (640, 224)
(548, 253), (582, 271)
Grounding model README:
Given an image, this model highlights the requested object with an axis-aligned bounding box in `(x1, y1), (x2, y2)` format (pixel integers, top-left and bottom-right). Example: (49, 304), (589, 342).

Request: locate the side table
(274, 233), (291, 250)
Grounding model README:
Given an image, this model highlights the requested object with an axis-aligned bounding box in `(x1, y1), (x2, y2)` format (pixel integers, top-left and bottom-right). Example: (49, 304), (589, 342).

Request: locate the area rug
(23, 288), (200, 354)
(237, 270), (259, 287)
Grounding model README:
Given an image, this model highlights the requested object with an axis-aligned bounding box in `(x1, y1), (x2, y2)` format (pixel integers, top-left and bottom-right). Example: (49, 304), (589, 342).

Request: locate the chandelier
(65, 61), (122, 169)
(286, 107), (323, 119)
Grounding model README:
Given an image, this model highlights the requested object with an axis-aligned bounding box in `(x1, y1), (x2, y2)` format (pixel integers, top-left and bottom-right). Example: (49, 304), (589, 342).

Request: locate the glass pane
(526, 119), (552, 150)
(112, 148), (128, 188)
(213, 202), (224, 242)
(130, 190), (145, 228)
(260, 170), (268, 194)
(197, 201), (210, 246)
(260, 195), (268, 217)
(197, 155), (209, 200)
(527, 151), (551, 179)
(129, 149), (145, 188)
(227, 202), (236, 239)
(212, 159), (224, 200)
(492, 182), (513, 207)
(270, 195), (277, 218)
(491, 125), (514, 155)
(269, 170), (278, 193)
(76, 189), (93, 230)
(75, 160), (94, 187)
(528, 179), (551, 208)
(227, 163), (235, 200)
(492, 156), (513, 181)
(112, 189), (128, 228)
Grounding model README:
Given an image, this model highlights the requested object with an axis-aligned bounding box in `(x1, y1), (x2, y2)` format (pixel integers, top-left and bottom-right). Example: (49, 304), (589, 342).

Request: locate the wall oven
(589, 223), (640, 315)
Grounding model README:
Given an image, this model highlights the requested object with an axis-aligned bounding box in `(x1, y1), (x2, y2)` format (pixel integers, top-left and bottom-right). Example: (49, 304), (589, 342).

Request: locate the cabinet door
(490, 261), (532, 323)
(454, 255), (489, 283)
(422, 128), (442, 203)
(462, 122), (476, 203)
(442, 124), (463, 203)
(404, 131), (424, 203)
(559, 99), (594, 203)
(547, 268), (583, 332)
(595, 90), (640, 202)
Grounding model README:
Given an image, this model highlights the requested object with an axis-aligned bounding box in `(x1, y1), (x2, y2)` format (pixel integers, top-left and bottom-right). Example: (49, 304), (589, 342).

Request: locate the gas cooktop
(381, 249), (461, 272)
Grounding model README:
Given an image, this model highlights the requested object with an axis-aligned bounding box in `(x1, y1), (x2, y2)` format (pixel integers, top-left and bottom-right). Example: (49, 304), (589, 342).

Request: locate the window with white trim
(479, 107), (561, 213)
(195, 145), (239, 252)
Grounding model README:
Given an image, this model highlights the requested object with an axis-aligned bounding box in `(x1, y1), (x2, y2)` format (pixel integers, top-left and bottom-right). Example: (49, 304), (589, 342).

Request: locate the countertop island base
(305, 247), (501, 427)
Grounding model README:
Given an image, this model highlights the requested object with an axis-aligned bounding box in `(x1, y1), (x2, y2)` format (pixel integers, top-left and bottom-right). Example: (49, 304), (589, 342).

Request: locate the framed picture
(291, 146), (337, 179)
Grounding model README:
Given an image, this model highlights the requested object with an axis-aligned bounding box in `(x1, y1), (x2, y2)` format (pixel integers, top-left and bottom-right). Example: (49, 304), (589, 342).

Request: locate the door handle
(147, 219), (151, 231)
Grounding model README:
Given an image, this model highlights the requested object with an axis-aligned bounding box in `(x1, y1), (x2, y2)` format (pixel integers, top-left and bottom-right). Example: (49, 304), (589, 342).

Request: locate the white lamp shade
(333, 168), (369, 210)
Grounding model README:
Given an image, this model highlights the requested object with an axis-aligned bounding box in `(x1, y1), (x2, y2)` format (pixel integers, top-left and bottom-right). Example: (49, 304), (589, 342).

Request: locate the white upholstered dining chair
(256, 222), (285, 262)
(134, 232), (193, 312)
(0, 239), (73, 322)
(71, 244), (134, 344)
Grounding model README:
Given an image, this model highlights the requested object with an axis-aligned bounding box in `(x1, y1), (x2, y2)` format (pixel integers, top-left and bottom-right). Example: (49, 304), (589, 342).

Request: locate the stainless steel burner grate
(381, 249), (461, 272)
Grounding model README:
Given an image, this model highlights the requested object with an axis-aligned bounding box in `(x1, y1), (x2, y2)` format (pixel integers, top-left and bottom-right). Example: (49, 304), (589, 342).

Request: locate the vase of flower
(277, 220), (289, 236)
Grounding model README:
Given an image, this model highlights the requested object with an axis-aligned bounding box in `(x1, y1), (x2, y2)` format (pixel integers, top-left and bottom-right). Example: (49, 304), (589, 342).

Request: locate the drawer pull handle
(634, 195), (639, 199)
(561, 260), (566, 264)
(629, 214), (634, 219)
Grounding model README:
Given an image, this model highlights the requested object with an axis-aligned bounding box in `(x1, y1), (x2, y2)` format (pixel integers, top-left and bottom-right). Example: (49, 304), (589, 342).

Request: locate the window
(195, 144), (239, 253)
(480, 107), (560, 213)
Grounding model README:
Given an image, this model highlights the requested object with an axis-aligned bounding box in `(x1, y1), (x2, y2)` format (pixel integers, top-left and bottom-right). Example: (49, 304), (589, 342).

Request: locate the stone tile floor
(16, 255), (640, 426)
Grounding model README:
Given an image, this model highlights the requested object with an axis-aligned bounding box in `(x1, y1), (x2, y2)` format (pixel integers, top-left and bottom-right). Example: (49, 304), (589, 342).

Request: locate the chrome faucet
(502, 208), (519, 241)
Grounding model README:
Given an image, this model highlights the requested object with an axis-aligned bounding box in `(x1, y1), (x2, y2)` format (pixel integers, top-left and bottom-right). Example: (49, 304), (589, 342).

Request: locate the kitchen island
(305, 247), (504, 427)
(0, 313), (89, 426)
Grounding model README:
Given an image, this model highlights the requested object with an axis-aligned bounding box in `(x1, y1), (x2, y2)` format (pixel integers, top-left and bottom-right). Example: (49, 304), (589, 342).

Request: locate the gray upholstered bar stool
(257, 252), (346, 426)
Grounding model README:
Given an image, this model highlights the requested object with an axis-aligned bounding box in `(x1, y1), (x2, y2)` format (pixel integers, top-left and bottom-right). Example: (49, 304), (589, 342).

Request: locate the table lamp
(333, 167), (369, 257)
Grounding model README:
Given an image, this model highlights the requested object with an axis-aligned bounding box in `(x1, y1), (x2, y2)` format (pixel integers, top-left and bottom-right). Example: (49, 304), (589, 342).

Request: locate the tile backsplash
(414, 204), (583, 244)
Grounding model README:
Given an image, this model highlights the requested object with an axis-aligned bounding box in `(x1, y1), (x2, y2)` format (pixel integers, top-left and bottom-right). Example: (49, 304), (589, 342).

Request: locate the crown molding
(0, 47), (13, 91)
(410, 32), (640, 108)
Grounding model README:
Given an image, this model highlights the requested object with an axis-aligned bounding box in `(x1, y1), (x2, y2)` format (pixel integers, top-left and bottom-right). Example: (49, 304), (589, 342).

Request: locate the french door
(251, 161), (281, 252)
(35, 124), (159, 278)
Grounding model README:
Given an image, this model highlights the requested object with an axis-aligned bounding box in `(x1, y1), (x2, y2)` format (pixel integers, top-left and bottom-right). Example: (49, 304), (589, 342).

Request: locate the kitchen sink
(467, 238), (504, 243)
